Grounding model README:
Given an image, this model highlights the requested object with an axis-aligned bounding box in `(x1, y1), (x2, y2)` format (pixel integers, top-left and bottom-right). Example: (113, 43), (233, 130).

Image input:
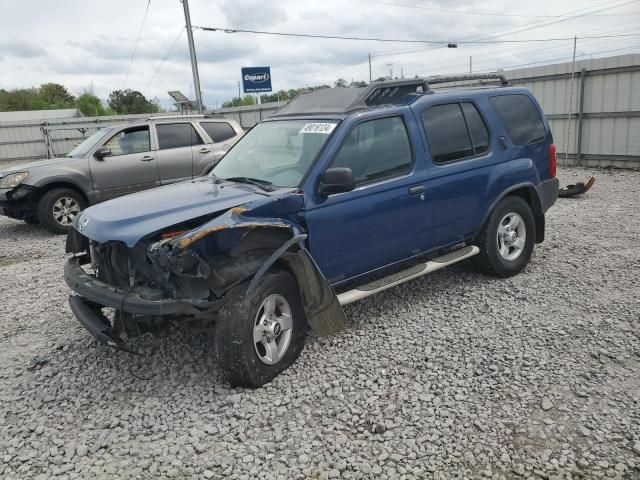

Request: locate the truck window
(489, 94), (546, 146)
(421, 104), (473, 163)
(461, 102), (489, 155)
(104, 126), (150, 156)
(200, 122), (236, 143)
(156, 123), (203, 150)
(331, 116), (412, 186)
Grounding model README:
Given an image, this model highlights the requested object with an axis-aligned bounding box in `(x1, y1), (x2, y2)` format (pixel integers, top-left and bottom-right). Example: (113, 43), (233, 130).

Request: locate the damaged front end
(65, 200), (345, 352)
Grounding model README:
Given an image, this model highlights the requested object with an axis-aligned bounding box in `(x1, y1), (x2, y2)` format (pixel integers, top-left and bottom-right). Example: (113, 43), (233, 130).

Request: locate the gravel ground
(1, 166), (639, 480)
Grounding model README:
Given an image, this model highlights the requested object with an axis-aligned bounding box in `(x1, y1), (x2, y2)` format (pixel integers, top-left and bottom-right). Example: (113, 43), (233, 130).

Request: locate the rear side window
(489, 94), (546, 146)
(461, 103), (489, 155)
(331, 116), (412, 186)
(156, 123), (203, 150)
(421, 104), (473, 163)
(200, 122), (236, 143)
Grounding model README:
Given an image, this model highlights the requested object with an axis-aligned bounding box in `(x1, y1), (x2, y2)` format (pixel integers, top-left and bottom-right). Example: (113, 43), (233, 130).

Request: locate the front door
(90, 125), (160, 201)
(154, 122), (203, 184)
(304, 114), (431, 284)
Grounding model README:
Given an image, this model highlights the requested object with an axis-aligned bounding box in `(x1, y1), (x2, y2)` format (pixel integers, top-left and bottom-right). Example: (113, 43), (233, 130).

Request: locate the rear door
(154, 122), (204, 184)
(418, 100), (501, 249)
(194, 121), (240, 175)
(90, 125), (160, 201)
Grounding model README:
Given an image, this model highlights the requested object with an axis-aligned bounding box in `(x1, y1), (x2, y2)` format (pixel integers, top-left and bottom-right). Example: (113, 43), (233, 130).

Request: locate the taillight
(549, 143), (557, 178)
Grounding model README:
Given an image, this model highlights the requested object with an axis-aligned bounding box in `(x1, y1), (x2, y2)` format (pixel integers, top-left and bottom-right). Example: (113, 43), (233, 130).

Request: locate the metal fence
(1, 54), (638, 168)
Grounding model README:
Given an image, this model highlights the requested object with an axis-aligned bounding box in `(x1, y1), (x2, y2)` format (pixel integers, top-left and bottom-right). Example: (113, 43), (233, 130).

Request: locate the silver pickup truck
(0, 115), (243, 233)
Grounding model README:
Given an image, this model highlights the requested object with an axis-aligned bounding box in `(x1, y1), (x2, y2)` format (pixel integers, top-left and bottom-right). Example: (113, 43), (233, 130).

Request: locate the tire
(215, 269), (308, 388)
(36, 188), (87, 234)
(473, 196), (536, 277)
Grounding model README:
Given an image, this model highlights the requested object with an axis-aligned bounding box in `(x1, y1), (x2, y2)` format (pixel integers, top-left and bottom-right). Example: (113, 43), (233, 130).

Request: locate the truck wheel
(37, 188), (86, 234)
(215, 269), (307, 388)
(473, 196), (535, 277)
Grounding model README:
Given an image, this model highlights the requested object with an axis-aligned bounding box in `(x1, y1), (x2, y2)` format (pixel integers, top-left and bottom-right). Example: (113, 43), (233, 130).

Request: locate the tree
(222, 95), (256, 108)
(39, 83), (75, 108)
(334, 78), (348, 88)
(76, 92), (107, 116)
(107, 89), (160, 114)
(349, 80), (368, 87)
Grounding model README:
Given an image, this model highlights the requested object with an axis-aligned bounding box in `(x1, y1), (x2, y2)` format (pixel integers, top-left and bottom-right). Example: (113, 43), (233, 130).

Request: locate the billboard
(241, 67), (272, 93)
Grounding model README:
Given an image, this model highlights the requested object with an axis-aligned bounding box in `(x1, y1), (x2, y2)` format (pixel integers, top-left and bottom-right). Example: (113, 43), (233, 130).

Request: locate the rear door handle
(409, 185), (426, 195)
(140, 155), (154, 162)
(199, 148), (211, 154)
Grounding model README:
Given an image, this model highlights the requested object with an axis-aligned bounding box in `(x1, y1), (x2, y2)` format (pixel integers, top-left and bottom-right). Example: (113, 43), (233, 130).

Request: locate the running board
(337, 245), (479, 306)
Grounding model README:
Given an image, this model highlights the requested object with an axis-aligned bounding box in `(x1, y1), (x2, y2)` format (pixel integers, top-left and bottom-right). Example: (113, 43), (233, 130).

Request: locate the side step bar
(337, 245), (479, 306)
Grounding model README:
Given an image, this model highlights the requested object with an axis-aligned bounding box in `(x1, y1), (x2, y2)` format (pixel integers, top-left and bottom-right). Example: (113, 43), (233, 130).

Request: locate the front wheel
(215, 270), (307, 388)
(37, 188), (87, 234)
(473, 196), (535, 277)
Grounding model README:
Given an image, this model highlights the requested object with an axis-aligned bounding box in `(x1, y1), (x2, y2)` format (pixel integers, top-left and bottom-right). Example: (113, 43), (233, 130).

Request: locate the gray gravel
(1, 166), (639, 479)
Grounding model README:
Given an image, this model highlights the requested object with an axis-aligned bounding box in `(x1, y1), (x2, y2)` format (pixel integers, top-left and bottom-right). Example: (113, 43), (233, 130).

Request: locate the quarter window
(331, 116), (412, 186)
(461, 103), (489, 155)
(104, 126), (150, 156)
(200, 122), (236, 143)
(156, 123), (203, 150)
(489, 94), (546, 146)
(421, 104), (473, 163)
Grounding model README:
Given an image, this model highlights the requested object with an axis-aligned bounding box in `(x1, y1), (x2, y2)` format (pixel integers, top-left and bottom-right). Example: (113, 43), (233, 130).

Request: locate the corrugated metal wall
(1, 54), (638, 168)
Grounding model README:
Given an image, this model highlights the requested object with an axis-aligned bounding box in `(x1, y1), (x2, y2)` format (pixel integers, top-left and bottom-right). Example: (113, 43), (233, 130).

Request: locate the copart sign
(241, 67), (272, 93)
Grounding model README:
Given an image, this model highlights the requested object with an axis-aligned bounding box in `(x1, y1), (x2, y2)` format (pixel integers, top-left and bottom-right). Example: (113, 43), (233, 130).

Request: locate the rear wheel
(37, 188), (86, 234)
(473, 196), (535, 277)
(215, 270), (307, 388)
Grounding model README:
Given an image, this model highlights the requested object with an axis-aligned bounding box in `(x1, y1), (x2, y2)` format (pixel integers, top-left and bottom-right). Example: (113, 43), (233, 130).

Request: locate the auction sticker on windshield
(299, 123), (337, 134)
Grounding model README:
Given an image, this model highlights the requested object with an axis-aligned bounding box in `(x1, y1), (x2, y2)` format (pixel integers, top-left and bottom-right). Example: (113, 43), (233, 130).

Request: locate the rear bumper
(537, 177), (559, 212)
(64, 257), (208, 316)
(0, 185), (37, 219)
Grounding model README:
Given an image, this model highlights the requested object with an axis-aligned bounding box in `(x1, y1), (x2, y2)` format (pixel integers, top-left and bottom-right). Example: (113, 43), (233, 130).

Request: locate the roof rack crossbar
(423, 74), (509, 91)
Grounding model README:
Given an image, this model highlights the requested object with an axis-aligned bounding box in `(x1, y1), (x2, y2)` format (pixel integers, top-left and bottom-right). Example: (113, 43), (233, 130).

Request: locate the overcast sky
(0, 0), (638, 108)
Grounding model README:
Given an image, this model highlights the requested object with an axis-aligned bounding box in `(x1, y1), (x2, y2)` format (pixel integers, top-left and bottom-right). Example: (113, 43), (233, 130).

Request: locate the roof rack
(145, 114), (224, 121)
(423, 74), (510, 91)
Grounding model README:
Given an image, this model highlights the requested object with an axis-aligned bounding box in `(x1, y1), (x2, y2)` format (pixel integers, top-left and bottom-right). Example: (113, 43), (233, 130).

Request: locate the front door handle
(409, 185), (426, 195)
(140, 155), (154, 162)
(199, 148), (211, 154)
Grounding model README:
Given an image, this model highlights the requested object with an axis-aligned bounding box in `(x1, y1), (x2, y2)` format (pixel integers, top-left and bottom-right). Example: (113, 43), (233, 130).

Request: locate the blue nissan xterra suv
(65, 75), (559, 387)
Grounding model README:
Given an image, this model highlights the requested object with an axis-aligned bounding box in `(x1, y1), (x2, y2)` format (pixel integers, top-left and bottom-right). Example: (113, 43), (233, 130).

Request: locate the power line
(143, 27), (186, 94)
(370, 0), (639, 57)
(123, 0), (151, 89)
(196, 26), (640, 45)
(362, 0), (638, 18)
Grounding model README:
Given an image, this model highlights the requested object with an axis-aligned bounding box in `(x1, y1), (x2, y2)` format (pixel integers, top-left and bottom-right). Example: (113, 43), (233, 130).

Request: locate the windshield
(66, 128), (112, 158)
(211, 119), (339, 188)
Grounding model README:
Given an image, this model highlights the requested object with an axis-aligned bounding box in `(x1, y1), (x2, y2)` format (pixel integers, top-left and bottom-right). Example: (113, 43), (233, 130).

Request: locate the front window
(212, 119), (338, 188)
(66, 129), (111, 158)
(104, 126), (151, 156)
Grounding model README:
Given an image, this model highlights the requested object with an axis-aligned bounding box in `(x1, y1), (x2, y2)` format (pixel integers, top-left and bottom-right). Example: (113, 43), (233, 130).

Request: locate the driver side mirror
(318, 167), (355, 196)
(94, 146), (112, 160)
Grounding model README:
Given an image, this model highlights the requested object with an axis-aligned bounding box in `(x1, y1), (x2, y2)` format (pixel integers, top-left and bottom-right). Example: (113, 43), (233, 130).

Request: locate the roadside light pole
(182, 0), (203, 114)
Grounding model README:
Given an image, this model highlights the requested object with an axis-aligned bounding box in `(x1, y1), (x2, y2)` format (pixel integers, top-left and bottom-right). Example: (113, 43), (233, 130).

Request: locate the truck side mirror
(94, 146), (112, 160)
(318, 167), (355, 196)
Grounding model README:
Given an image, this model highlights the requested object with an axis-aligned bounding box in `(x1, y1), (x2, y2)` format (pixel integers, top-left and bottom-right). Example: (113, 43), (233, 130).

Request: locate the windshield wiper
(224, 176), (275, 192)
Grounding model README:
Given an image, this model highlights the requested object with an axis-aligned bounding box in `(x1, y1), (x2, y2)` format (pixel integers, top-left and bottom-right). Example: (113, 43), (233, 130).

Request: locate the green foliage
(334, 78), (348, 88)
(222, 95), (257, 108)
(76, 92), (107, 116)
(107, 89), (160, 115)
(0, 83), (76, 112)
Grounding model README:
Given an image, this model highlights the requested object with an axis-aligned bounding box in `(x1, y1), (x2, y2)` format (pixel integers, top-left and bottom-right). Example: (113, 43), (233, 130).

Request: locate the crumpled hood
(76, 177), (265, 246)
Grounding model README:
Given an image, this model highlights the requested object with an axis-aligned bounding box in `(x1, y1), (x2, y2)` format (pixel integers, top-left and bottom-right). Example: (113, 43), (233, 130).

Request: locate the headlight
(0, 172), (28, 188)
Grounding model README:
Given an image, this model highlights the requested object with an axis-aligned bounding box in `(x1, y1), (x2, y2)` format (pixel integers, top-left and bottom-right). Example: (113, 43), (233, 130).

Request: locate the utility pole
(469, 56), (473, 86)
(182, 0), (203, 114)
(565, 36), (578, 162)
(368, 53), (372, 83)
(386, 63), (393, 79)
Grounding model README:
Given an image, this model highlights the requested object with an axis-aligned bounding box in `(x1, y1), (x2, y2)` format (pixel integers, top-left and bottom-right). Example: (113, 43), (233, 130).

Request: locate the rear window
(200, 122), (237, 143)
(489, 94), (546, 146)
(156, 123), (203, 150)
